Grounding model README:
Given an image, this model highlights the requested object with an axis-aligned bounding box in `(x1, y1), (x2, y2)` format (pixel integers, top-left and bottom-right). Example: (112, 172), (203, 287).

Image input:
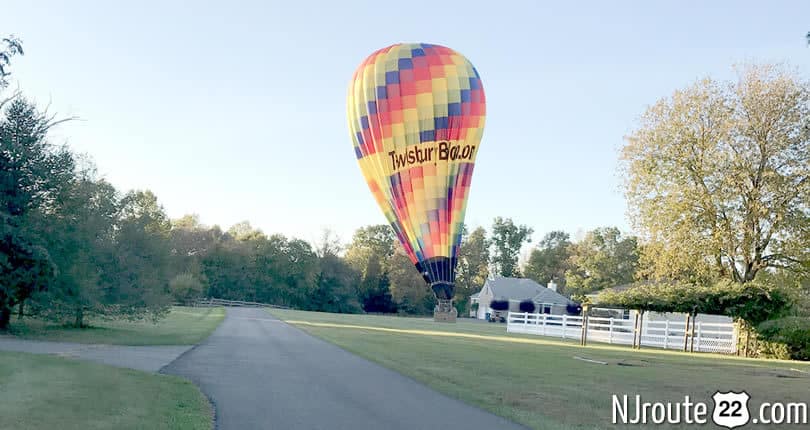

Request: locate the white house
(469, 277), (576, 320)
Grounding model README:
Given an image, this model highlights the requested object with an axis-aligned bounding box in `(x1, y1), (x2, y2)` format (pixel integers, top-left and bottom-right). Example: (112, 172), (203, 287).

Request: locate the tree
(345, 225), (397, 312)
(168, 214), (222, 282)
(0, 98), (74, 329)
(455, 226), (489, 312)
(0, 35), (23, 89)
(524, 230), (572, 290)
(490, 217), (533, 277)
(35, 174), (119, 327)
(565, 227), (639, 296)
(344, 224), (396, 272)
(312, 249), (362, 314)
(227, 220), (265, 242)
(101, 190), (172, 324)
(387, 247), (433, 314)
(265, 235), (318, 308)
(622, 64), (809, 284)
(314, 228), (343, 258)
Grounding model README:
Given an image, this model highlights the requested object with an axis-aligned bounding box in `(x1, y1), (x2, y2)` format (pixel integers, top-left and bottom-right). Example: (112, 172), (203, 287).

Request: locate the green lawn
(270, 309), (810, 430)
(0, 351), (211, 430)
(7, 306), (225, 345)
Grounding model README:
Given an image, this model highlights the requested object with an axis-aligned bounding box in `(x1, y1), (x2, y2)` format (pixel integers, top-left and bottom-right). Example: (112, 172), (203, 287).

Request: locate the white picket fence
(506, 312), (737, 354)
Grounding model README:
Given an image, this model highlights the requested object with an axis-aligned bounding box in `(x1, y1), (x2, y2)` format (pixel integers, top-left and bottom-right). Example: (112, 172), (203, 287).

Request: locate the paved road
(0, 337), (190, 372)
(163, 307), (526, 430)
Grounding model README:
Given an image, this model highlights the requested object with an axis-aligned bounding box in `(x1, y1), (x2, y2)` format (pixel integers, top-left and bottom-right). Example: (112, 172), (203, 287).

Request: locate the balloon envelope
(347, 43), (486, 300)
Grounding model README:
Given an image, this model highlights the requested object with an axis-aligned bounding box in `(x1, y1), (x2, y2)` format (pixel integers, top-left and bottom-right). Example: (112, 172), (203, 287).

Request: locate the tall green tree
(345, 225), (397, 312)
(312, 252), (362, 313)
(490, 217), (533, 277)
(168, 214), (222, 282)
(455, 226), (489, 311)
(387, 247), (433, 314)
(622, 64), (809, 284)
(0, 98), (74, 329)
(524, 230), (572, 290)
(37, 174), (119, 327)
(565, 227), (639, 296)
(103, 190), (172, 323)
(344, 224), (396, 272)
(311, 233), (361, 313)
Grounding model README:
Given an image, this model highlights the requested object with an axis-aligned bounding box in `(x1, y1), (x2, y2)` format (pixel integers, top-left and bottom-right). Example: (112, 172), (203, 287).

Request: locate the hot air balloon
(347, 43), (485, 322)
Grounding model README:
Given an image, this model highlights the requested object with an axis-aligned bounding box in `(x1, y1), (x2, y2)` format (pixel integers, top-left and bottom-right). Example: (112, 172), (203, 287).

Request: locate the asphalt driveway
(162, 307), (525, 430)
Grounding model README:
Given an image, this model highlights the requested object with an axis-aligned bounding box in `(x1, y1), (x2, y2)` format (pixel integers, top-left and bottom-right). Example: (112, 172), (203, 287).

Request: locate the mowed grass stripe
(0, 351), (212, 430)
(8, 306), (225, 345)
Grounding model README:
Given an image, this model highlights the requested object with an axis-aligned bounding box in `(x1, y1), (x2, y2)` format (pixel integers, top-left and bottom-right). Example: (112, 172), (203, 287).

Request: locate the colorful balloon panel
(347, 43), (486, 299)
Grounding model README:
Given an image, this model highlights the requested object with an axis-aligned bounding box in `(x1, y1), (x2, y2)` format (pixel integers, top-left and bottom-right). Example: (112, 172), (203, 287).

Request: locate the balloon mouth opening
(415, 256), (457, 300)
(431, 282), (454, 300)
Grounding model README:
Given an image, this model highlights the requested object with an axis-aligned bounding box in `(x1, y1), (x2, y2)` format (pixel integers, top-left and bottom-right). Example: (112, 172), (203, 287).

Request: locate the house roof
(483, 277), (573, 306)
(532, 287), (574, 306)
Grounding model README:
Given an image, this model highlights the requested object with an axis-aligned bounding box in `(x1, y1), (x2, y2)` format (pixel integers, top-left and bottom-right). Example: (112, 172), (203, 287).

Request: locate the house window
(541, 304), (552, 314)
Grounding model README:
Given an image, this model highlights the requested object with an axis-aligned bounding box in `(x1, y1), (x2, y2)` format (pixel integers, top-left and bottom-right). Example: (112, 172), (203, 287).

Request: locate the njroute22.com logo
(612, 391), (808, 428)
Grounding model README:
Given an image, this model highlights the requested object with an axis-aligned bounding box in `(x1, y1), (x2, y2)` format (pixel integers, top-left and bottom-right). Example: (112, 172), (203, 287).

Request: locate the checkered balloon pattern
(347, 43), (486, 299)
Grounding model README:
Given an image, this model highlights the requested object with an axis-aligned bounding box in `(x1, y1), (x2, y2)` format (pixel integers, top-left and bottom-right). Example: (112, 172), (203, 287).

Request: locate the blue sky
(2, 1), (809, 247)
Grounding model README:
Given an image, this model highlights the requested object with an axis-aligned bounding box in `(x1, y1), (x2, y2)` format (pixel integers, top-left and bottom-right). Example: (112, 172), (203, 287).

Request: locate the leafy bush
(757, 317), (810, 361)
(757, 340), (792, 360)
(566, 302), (583, 315)
(519, 300), (536, 313)
(170, 273), (206, 305)
(489, 299), (509, 311)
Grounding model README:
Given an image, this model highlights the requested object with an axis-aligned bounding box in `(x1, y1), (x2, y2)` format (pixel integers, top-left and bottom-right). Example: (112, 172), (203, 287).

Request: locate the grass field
(269, 309), (810, 430)
(0, 351), (211, 430)
(6, 306), (225, 345)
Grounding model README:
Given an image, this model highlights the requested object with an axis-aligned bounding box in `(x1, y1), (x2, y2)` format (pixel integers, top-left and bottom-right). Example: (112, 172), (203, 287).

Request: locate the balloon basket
(433, 299), (457, 323)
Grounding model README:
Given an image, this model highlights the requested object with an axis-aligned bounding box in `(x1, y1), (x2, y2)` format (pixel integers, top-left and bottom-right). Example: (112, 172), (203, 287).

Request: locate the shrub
(519, 300), (536, 313)
(566, 302), (583, 315)
(170, 273), (206, 305)
(757, 317), (810, 361)
(489, 299), (509, 311)
(757, 340), (792, 360)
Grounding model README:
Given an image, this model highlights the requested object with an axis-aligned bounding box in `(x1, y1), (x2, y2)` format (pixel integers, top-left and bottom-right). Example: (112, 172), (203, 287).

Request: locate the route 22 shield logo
(712, 391), (751, 429)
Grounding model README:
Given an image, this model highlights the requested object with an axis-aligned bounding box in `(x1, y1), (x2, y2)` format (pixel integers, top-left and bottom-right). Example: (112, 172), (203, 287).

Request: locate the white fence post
(664, 320), (669, 349)
(696, 322), (702, 352)
(562, 314), (567, 339)
(542, 314), (547, 336)
(608, 317), (614, 344)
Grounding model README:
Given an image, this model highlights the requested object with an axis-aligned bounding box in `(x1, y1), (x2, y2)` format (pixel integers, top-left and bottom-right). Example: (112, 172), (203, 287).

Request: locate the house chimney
(548, 280), (558, 292)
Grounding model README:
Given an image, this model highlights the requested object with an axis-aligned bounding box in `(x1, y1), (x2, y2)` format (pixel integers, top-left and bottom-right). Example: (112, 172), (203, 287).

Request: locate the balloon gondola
(347, 43), (486, 322)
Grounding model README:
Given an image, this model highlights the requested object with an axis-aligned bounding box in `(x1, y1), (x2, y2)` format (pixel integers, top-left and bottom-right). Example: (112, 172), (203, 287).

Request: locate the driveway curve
(162, 307), (525, 430)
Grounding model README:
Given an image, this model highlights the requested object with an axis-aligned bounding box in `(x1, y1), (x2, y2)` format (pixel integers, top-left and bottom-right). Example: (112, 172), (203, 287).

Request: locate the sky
(2, 1), (809, 248)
